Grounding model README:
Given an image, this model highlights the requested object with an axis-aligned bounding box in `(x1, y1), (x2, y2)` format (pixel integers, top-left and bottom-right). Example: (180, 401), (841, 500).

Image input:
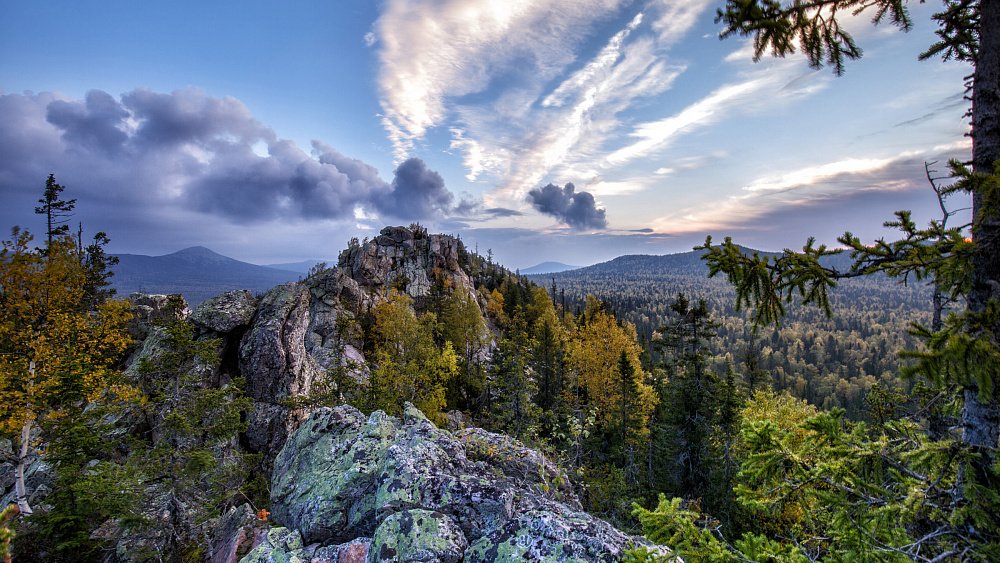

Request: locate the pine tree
(34, 175), (76, 249)
(714, 0), (1000, 497)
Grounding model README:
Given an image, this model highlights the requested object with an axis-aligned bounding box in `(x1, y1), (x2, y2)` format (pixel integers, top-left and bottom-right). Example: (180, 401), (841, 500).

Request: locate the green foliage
(24, 411), (142, 561)
(128, 311), (253, 557)
(485, 313), (539, 439)
(364, 290), (457, 423)
(634, 389), (999, 560)
(716, 0), (913, 75)
(697, 236), (842, 326)
(630, 495), (739, 562)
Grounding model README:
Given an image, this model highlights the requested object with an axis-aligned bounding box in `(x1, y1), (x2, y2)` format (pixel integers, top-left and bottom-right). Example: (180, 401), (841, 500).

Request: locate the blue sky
(0, 0), (972, 268)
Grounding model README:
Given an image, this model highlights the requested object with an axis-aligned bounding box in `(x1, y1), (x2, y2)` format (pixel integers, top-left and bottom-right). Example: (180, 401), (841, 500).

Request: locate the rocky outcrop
(191, 290), (258, 335)
(236, 226), (475, 462)
(239, 283), (323, 457)
(247, 403), (654, 562)
(338, 226), (474, 299)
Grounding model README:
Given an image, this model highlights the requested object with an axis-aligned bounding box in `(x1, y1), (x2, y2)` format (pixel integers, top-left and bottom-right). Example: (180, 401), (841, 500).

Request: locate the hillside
(111, 246), (300, 305)
(529, 247), (932, 416)
(520, 261), (581, 274)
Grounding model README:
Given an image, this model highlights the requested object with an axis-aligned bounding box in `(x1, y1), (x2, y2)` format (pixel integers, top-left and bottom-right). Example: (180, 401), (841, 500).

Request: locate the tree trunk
(966, 0), (1000, 473)
(15, 418), (33, 516)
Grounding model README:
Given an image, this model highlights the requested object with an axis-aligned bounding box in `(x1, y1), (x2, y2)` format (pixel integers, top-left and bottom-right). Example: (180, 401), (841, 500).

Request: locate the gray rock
(209, 503), (267, 563)
(337, 226), (474, 300)
(369, 509), (467, 562)
(239, 283), (324, 458)
(191, 290), (258, 334)
(269, 403), (652, 561)
(465, 509), (642, 562)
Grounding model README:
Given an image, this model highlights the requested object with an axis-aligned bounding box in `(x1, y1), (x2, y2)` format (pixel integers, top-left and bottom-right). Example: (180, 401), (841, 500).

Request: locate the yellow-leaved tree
(367, 290), (457, 424)
(566, 296), (657, 453)
(0, 228), (133, 515)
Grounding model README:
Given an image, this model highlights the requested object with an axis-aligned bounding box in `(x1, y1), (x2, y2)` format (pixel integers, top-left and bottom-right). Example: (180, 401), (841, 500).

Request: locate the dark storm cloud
(527, 182), (607, 230)
(376, 158), (455, 220)
(121, 88), (272, 146)
(0, 88), (463, 230)
(46, 90), (129, 155)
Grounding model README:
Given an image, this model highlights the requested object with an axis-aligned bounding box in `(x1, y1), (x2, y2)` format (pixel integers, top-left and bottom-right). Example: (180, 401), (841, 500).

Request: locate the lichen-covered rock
(369, 509), (467, 562)
(239, 527), (306, 563)
(269, 403), (653, 562)
(191, 289), (258, 334)
(270, 406), (394, 543)
(465, 509), (643, 562)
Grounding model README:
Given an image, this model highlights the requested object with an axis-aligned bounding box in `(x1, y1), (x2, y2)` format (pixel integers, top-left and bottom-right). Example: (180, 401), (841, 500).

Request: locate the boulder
(239, 283), (324, 458)
(267, 403), (655, 561)
(191, 290), (258, 334)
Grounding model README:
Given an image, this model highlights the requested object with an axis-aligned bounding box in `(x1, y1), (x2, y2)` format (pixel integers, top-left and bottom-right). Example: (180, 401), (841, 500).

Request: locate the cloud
(650, 141), (972, 236)
(484, 207), (525, 218)
(0, 88), (463, 230)
(46, 90), (130, 155)
(527, 182), (607, 230)
(375, 0), (628, 160)
(377, 157), (455, 220)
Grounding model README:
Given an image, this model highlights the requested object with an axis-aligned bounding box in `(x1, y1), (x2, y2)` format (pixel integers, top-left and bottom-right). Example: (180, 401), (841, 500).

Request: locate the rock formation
(238, 404), (657, 562)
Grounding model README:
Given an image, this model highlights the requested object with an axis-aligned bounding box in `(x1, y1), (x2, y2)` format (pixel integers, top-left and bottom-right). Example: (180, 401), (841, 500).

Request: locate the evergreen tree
(714, 0), (1000, 495)
(128, 306), (252, 560)
(656, 294), (734, 513)
(81, 230), (119, 309)
(485, 314), (538, 439)
(34, 174), (76, 249)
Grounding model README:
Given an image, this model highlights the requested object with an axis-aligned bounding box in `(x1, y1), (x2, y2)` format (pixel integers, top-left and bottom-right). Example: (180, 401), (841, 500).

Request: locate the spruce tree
(34, 174), (76, 249)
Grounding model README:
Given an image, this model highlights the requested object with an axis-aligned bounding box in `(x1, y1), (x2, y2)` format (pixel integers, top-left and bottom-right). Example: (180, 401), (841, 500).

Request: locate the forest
(533, 255), (933, 419)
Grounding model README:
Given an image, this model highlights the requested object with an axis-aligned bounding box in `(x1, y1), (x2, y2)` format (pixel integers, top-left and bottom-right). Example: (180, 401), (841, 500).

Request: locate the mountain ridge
(111, 246), (300, 305)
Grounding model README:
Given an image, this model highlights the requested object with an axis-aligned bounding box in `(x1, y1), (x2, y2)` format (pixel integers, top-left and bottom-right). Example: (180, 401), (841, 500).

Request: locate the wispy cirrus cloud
(650, 140), (972, 235)
(374, 0), (628, 161)
(375, 0), (713, 217)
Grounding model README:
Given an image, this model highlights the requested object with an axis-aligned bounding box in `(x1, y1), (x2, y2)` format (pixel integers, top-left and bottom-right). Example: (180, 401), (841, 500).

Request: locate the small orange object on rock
(256, 508), (270, 522)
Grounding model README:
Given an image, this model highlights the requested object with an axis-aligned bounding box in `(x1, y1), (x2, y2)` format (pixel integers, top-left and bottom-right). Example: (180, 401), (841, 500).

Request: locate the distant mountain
(553, 246), (855, 278)
(262, 259), (330, 274)
(111, 246), (300, 306)
(519, 261), (581, 275)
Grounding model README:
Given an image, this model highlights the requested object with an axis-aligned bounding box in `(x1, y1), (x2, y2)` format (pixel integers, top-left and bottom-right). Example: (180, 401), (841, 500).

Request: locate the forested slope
(532, 249), (933, 417)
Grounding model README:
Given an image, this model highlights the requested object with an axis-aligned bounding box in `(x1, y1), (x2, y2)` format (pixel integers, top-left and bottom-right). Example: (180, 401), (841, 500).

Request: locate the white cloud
(542, 12), (645, 108)
(742, 158), (896, 192)
(650, 142), (972, 234)
(375, 0), (626, 161)
(649, 0), (712, 45)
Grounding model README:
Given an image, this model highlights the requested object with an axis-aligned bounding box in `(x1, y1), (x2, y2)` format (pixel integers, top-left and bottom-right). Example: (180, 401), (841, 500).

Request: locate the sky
(0, 0), (973, 269)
